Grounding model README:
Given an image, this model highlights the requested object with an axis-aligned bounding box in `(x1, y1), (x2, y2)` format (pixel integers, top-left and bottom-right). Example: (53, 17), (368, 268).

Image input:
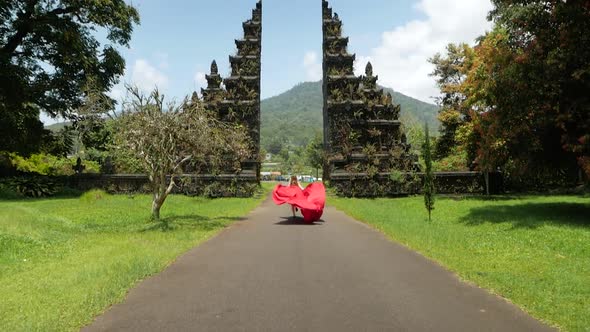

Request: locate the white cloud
(154, 52), (170, 70)
(108, 86), (124, 102)
(194, 71), (207, 91)
(40, 113), (62, 126)
(303, 51), (322, 82)
(131, 59), (169, 91)
(355, 0), (493, 103)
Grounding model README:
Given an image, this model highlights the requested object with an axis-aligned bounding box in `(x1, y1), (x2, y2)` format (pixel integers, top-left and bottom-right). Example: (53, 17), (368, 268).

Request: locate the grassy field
(329, 194), (590, 332)
(0, 186), (272, 331)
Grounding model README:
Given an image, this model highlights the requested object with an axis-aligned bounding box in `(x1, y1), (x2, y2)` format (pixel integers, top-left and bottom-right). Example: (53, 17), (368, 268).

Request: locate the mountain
(45, 121), (73, 132)
(44, 81), (440, 153)
(260, 81), (439, 151)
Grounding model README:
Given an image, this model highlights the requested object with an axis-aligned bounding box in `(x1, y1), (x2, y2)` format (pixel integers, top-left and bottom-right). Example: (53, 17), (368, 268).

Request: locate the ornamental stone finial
(211, 60), (218, 75)
(365, 62), (373, 76)
(191, 91), (200, 102)
(386, 92), (393, 104)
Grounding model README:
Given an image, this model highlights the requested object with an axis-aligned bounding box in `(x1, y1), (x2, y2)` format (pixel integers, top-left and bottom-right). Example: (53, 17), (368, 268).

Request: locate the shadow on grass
(439, 194), (530, 202)
(460, 202), (590, 229)
(274, 216), (324, 226)
(141, 215), (247, 232)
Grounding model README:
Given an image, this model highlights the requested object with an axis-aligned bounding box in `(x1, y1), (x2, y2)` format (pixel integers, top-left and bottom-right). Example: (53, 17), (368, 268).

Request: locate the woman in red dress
(272, 175), (326, 223)
(289, 176), (304, 217)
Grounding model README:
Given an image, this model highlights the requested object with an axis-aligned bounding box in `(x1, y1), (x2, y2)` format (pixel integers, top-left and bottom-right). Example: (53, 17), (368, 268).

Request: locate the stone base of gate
(329, 171), (503, 197)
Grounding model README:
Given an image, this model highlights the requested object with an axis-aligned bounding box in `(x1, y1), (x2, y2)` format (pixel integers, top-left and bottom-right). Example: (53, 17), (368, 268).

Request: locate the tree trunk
(484, 171), (490, 195)
(152, 199), (161, 220)
(151, 176), (175, 223)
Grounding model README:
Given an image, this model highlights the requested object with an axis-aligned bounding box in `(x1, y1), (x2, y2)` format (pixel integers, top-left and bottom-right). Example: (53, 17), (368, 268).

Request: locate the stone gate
(195, 0), (419, 197)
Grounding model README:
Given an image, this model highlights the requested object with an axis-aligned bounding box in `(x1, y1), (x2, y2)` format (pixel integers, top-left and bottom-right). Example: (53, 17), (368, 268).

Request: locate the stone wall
(330, 171), (503, 197)
(61, 174), (258, 198)
(57, 171), (502, 198)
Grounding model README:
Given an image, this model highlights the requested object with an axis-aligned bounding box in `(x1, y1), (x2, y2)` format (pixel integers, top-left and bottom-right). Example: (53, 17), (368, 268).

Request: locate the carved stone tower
(322, 0), (418, 196)
(200, 1), (262, 186)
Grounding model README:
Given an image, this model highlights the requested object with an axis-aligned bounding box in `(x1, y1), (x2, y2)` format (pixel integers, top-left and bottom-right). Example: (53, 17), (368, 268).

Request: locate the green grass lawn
(0, 186), (271, 331)
(329, 194), (590, 331)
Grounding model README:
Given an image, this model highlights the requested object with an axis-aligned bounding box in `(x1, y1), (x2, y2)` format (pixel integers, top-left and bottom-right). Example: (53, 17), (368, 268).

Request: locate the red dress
(272, 182), (326, 223)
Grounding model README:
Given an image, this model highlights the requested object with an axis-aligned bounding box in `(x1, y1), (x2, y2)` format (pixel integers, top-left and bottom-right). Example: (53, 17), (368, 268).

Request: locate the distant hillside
(45, 82), (440, 153)
(45, 121), (72, 132)
(261, 81), (439, 151)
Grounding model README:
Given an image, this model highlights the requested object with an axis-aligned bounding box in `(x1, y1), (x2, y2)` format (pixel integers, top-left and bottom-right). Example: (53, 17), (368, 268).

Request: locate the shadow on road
(274, 216), (324, 226)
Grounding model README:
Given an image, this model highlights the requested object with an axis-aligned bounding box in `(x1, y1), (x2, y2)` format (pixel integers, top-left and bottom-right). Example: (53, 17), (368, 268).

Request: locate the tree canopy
(0, 0), (139, 154)
(430, 0), (590, 184)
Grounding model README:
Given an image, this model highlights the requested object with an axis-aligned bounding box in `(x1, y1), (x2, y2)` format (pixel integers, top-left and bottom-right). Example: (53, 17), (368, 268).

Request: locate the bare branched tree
(115, 86), (250, 222)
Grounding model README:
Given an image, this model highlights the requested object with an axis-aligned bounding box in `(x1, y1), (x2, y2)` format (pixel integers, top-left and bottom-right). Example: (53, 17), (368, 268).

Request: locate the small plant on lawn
(422, 123), (435, 221)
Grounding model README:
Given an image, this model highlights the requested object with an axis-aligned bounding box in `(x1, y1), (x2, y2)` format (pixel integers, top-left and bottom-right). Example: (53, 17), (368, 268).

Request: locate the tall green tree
(40, 127), (74, 157)
(480, 0), (590, 178)
(429, 43), (472, 160)
(0, 0), (139, 154)
(0, 104), (44, 155)
(428, 1), (589, 183)
(305, 132), (324, 178)
(74, 79), (117, 160)
(462, 28), (582, 183)
(429, 43), (480, 170)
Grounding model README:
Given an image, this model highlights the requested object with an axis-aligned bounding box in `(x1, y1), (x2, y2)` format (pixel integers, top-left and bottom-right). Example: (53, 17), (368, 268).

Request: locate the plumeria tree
(116, 87), (250, 222)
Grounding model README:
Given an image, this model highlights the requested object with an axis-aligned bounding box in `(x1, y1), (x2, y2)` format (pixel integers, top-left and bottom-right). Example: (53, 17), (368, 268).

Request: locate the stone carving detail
(365, 62), (373, 77)
(322, 0), (419, 197)
(211, 60), (218, 75)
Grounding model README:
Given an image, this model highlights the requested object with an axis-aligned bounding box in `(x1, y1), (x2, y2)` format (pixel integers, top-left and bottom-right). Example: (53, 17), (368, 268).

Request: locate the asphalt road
(83, 195), (554, 332)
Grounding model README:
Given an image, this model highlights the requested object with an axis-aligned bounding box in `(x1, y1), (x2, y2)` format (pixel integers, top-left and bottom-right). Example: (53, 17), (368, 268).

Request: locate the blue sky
(43, 0), (494, 124)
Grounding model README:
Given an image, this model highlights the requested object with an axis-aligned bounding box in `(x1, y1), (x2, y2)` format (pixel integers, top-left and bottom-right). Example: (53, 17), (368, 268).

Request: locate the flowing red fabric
(272, 182), (326, 222)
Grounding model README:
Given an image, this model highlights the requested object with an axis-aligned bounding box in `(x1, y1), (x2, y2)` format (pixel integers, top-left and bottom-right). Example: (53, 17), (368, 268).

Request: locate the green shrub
(389, 170), (404, 183)
(0, 184), (22, 199)
(8, 152), (100, 176)
(109, 148), (144, 174)
(423, 124), (435, 222)
(10, 153), (59, 175)
(433, 148), (470, 171)
(1, 177), (59, 198)
(0, 151), (16, 176)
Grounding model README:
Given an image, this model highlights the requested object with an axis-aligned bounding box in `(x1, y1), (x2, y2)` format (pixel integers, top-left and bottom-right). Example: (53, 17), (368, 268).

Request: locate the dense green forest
(260, 80), (439, 152)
